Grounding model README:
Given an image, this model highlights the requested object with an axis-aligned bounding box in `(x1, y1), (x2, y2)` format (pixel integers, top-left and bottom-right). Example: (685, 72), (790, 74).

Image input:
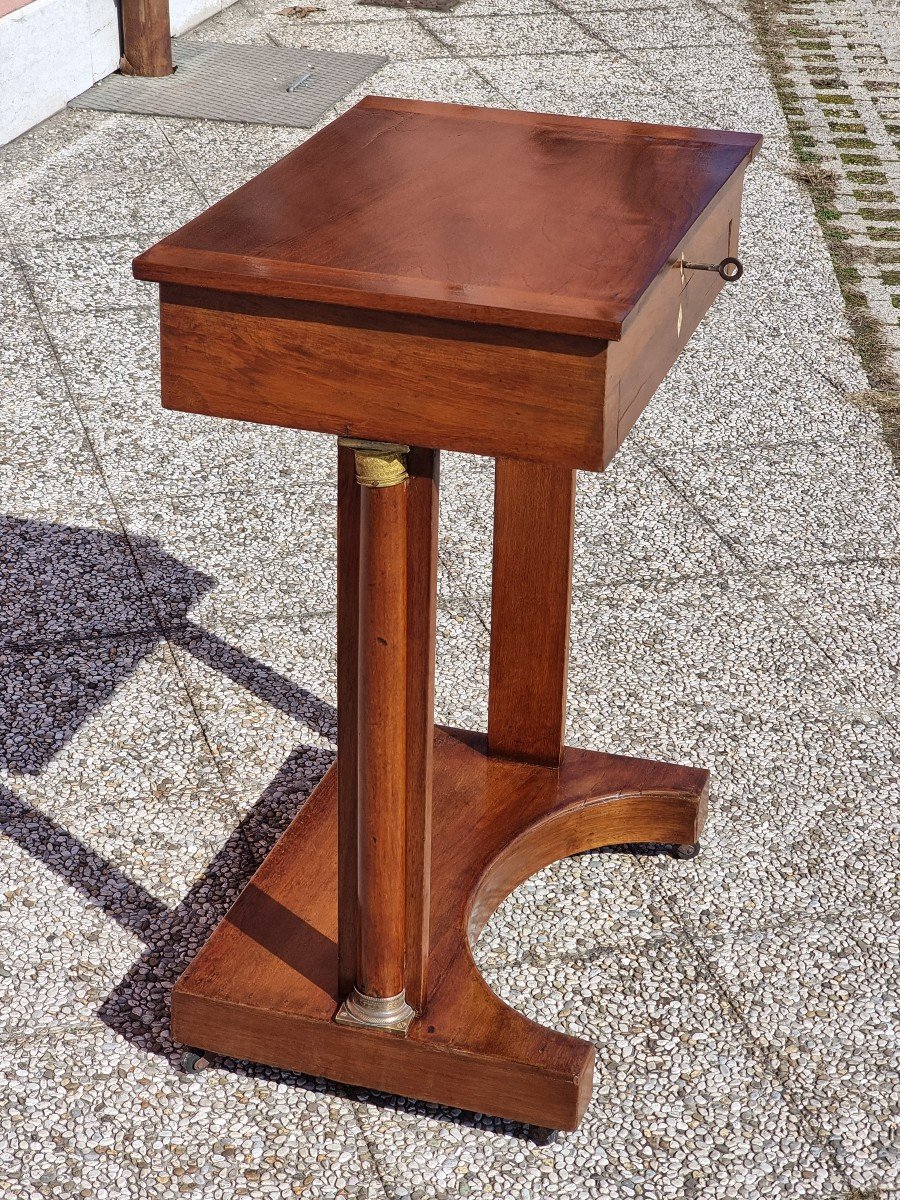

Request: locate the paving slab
(42, 307), (161, 405)
(80, 405), (335, 502)
(566, 574), (882, 736)
(417, 11), (598, 52)
(656, 435), (900, 569)
(1, 136), (204, 244)
(0, 399), (89, 475)
(355, 933), (845, 1198)
(15, 234), (158, 314)
(119, 483), (338, 621)
(152, 116), (310, 202)
(475, 50), (666, 107)
(0, 242), (39, 324)
(696, 915), (900, 1192)
(0, 455), (119, 532)
(645, 714), (900, 928)
(272, 13), (451, 55)
(167, 599), (491, 807)
(0, 834), (147, 1040)
(1, 316), (69, 407)
(0, 517), (161, 646)
(0, 1025), (383, 1199)
(437, 445), (745, 600)
(759, 559), (900, 717)
(629, 326), (877, 455)
(571, 4), (756, 50)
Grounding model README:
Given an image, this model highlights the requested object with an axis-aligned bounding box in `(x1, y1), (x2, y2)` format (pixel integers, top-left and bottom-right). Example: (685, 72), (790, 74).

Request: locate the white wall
(0, 0), (118, 145)
(0, 0), (239, 147)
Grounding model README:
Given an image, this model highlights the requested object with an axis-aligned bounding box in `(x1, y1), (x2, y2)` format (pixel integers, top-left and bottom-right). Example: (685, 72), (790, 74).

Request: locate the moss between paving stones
(746, 0), (900, 464)
(848, 169), (890, 184)
(847, 390), (900, 468)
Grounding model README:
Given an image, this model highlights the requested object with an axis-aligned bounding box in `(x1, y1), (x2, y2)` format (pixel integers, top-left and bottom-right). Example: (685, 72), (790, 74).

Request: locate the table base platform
(173, 726), (708, 1131)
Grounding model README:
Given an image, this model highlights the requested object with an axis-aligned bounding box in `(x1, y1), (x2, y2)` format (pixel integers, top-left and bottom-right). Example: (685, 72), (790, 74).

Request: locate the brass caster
(180, 1048), (211, 1074)
(672, 842), (700, 861)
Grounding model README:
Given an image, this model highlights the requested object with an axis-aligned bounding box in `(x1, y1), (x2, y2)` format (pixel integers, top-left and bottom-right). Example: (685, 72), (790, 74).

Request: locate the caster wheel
(528, 1125), (559, 1146)
(672, 842), (700, 861)
(180, 1049), (211, 1074)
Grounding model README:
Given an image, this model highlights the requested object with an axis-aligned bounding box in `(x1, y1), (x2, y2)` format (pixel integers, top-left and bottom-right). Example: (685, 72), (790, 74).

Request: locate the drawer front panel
(158, 288), (609, 471)
(602, 169), (746, 464)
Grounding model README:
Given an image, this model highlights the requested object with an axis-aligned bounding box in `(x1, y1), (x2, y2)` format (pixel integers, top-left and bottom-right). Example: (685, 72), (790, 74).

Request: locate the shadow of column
(0, 515), (337, 1084)
(0, 516), (336, 773)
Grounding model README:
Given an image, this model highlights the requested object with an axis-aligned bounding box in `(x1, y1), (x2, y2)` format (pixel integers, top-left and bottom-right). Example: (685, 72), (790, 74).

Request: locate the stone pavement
(1, 0), (899, 1196)
(759, 0), (900, 387)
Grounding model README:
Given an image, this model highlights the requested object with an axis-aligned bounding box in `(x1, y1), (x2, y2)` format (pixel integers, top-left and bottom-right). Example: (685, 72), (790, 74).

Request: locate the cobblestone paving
(1, 0), (899, 1196)
(751, 0), (900, 453)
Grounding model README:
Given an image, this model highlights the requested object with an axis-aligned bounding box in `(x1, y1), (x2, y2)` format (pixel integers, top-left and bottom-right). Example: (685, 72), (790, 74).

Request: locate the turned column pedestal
(133, 96), (762, 1132)
(336, 439), (415, 1033)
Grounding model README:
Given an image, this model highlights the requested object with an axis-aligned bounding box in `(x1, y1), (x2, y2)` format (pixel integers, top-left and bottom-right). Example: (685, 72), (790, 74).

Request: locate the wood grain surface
(356, 474), (409, 1000)
(173, 727), (708, 1129)
(135, 96), (761, 339)
(120, 0), (172, 76)
(143, 99), (761, 469)
(157, 286), (608, 469)
(336, 444), (360, 997)
(488, 459), (576, 766)
(404, 448), (439, 1010)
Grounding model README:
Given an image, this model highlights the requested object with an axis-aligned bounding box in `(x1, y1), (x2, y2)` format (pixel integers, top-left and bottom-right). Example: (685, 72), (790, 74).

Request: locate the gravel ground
(1, 0), (899, 1196)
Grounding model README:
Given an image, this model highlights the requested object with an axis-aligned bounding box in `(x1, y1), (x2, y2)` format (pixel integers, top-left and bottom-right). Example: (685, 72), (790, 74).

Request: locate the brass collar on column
(334, 987), (415, 1034)
(338, 438), (410, 488)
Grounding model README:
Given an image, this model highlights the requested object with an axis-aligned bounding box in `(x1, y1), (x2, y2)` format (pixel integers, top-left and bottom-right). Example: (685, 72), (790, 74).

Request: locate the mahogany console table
(134, 97), (761, 1136)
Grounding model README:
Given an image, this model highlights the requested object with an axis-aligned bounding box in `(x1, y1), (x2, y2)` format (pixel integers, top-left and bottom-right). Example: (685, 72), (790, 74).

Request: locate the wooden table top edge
(354, 95), (765, 155)
(132, 97), (763, 341)
(134, 245), (632, 340)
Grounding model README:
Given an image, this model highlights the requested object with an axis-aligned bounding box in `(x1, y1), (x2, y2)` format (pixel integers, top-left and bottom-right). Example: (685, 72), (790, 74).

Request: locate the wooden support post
(120, 0), (173, 78)
(404, 448), (439, 1012)
(336, 441), (414, 1033)
(487, 458), (576, 768)
(336, 443), (360, 999)
(357, 457), (409, 1003)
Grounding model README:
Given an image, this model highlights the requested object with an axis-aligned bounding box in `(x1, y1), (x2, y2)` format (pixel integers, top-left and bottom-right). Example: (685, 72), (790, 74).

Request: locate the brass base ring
(334, 987), (415, 1034)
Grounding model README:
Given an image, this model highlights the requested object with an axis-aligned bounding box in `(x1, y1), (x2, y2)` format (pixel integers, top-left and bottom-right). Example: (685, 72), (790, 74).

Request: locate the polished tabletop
(134, 96), (761, 340)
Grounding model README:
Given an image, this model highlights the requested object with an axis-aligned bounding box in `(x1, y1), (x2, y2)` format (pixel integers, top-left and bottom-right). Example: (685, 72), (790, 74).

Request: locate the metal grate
(69, 41), (387, 128)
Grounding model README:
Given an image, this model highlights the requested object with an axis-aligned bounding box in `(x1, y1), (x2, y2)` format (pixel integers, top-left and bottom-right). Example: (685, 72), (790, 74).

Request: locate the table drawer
(602, 168), (746, 464)
(156, 165), (749, 474)
(158, 286), (610, 470)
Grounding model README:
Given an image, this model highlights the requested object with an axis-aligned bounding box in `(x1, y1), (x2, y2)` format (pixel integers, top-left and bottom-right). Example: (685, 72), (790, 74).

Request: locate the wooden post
(120, 0), (173, 77)
(336, 444), (361, 999)
(336, 440), (414, 1033)
(488, 458), (576, 767)
(404, 448), (439, 1012)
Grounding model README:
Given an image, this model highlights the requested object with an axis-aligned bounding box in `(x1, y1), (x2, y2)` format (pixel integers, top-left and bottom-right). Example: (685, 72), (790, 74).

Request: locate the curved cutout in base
(173, 727), (708, 1131)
